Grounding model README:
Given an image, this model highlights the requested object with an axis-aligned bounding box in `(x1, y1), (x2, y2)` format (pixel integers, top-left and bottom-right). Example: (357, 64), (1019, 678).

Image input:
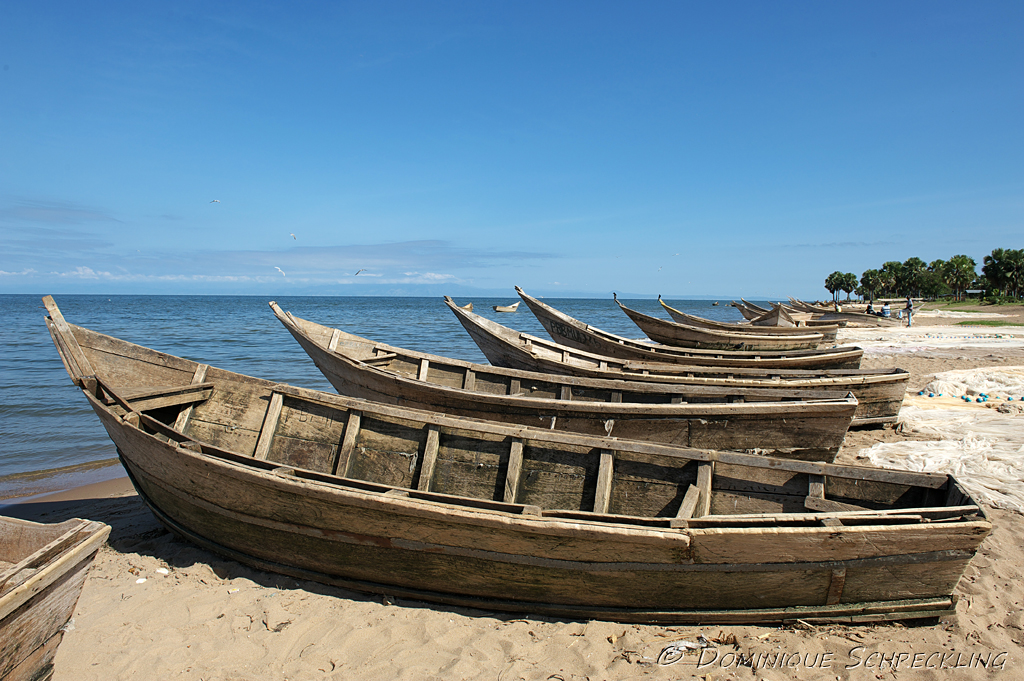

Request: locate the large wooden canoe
(270, 302), (857, 460)
(658, 297), (839, 341)
(446, 298), (906, 425)
(1, 516), (109, 681)
(616, 295), (827, 351)
(43, 296), (990, 625)
(509, 289), (863, 369)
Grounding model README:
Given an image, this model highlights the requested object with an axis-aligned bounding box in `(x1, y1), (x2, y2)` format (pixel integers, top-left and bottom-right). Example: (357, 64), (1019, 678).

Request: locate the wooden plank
(328, 329), (342, 352)
(509, 378), (521, 396)
(42, 295), (95, 379)
(593, 449), (614, 514)
(676, 484), (700, 520)
(417, 358), (430, 382)
(805, 497), (871, 513)
(808, 474), (825, 499)
(174, 364), (209, 432)
(334, 410), (361, 476)
(695, 463), (713, 518)
(504, 439), (524, 504)
(559, 385), (572, 401)
(826, 567), (847, 605)
(417, 425), (440, 492)
(253, 392), (284, 460)
(463, 369), (476, 391)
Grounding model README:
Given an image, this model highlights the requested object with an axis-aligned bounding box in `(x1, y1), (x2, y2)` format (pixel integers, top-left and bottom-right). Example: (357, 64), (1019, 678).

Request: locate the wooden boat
(750, 303), (798, 327)
(789, 298), (900, 328)
(616, 295), (826, 351)
(1, 516), (109, 681)
(732, 300), (762, 322)
(443, 298), (904, 425)
(270, 303), (857, 460)
(43, 296), (991, 625)
(459, 302), (473, 312)
(658, 297), (837, 341)
(511, 288), (863, 370)
(492, 301), (519, 313)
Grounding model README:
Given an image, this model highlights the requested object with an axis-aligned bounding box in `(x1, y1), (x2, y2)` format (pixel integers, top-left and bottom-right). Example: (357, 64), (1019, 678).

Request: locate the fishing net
(862, 367), (1024, 512)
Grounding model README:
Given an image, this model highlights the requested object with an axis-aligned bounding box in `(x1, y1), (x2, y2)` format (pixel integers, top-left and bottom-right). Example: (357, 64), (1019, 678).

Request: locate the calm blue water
(0, 294), (749, 493)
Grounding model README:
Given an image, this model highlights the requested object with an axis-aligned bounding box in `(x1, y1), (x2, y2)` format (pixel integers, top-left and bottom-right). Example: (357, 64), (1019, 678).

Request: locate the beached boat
(508, 289), (862, 369)
(43, 296), (990, 625)
(789, 298), (900, 328)
(270, 302), (856, 460)
(443, 298), (904, 425)
(657, 297), (836, 340)
(616, 296), (826, 351)
(493, 302), (519, 313)
(1, 515), (110, 681)
(750, 303), (798, 327)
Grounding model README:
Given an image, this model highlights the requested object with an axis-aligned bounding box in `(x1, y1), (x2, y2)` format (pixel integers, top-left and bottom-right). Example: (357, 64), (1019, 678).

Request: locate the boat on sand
(270, 302), (857, 460)
(1, 515), (109, 681)
(43, 296), (989, 625)
(510, 288), (862, 370)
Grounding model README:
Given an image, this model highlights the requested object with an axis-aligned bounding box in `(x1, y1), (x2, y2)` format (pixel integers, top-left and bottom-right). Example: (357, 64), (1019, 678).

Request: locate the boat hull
(0, 517), (109, 681)
(509, 290), (862, 369)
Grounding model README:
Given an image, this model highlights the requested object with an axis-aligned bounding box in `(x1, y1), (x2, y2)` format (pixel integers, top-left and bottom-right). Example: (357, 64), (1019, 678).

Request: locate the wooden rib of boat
(616, 296), (826, 351)
(511, 288), (862, 370)
(459, 302), (473, 312)
(443, 298), (904, 425)
(270, 303), (856, 460)
(493, 301), (520, 313)
(658, 297), (836, 340)
(1, 516), (109, 681)
(43, 296), (990, 625)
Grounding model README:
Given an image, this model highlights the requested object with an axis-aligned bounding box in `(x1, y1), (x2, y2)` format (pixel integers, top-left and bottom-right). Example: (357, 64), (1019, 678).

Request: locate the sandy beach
(7, 305), (1024, 680)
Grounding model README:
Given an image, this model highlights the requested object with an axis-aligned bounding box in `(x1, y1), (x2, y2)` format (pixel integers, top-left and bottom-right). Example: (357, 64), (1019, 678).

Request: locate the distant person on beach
(867, 302), (876, 315)
(882, 302), (891, 318)
(906, 296), (914, 327)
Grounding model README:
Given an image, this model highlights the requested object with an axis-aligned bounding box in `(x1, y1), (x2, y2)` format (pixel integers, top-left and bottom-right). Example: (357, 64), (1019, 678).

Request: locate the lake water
(0, 294), (751, 499)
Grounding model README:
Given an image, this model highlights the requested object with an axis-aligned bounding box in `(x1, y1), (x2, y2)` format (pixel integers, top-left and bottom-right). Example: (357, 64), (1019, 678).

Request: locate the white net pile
(862, 368), (1024, 513)
(923, 366), (1024, 399)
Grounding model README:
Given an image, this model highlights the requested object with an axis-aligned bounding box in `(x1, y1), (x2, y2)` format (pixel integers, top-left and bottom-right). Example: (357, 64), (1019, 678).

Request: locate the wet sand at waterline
(5, 309), (1024, 680)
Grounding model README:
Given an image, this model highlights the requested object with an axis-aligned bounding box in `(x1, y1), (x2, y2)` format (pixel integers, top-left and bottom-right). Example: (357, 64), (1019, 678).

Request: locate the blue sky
(1, 2), (1021, 298)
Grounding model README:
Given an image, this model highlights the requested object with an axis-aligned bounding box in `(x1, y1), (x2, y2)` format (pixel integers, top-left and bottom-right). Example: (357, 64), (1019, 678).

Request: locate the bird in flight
(290, 233), (296, 240)
(275, 267), (285, 276)
(210, 199), (220, 203)
(354, 269), (366, 276)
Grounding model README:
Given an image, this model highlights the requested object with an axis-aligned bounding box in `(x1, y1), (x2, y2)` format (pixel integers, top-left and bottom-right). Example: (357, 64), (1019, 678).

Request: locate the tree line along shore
(824, 247), (1024, 303)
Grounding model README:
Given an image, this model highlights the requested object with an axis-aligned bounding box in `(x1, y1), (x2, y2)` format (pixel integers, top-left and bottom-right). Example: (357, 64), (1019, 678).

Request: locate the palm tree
(902, 257), (927, 297)
(860, 269), (882, 301)
(943, 255), (977, 301)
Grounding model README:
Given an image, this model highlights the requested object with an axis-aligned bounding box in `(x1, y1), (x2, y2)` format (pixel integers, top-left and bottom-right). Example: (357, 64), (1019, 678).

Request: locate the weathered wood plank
(593, 449), (614, 514)
(252, 393), (284, 460)
(504, 439), (524, 504)
(174, 364), (210, 433)
(334, 410), (361, 477)
(676, 484), (700, 520)
(417, 425), (440, 492)
(826, 567), (847, 605)
(695, 463), (713, 518)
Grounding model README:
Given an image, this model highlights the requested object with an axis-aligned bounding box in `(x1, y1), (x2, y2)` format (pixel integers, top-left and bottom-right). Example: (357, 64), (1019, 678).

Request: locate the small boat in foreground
(1, 515), (109, 681)
(493, 301), (520, 313)
(44, 296), (990, 624)
(271, 302), (857, 460)
(616, 296), (826, 351)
